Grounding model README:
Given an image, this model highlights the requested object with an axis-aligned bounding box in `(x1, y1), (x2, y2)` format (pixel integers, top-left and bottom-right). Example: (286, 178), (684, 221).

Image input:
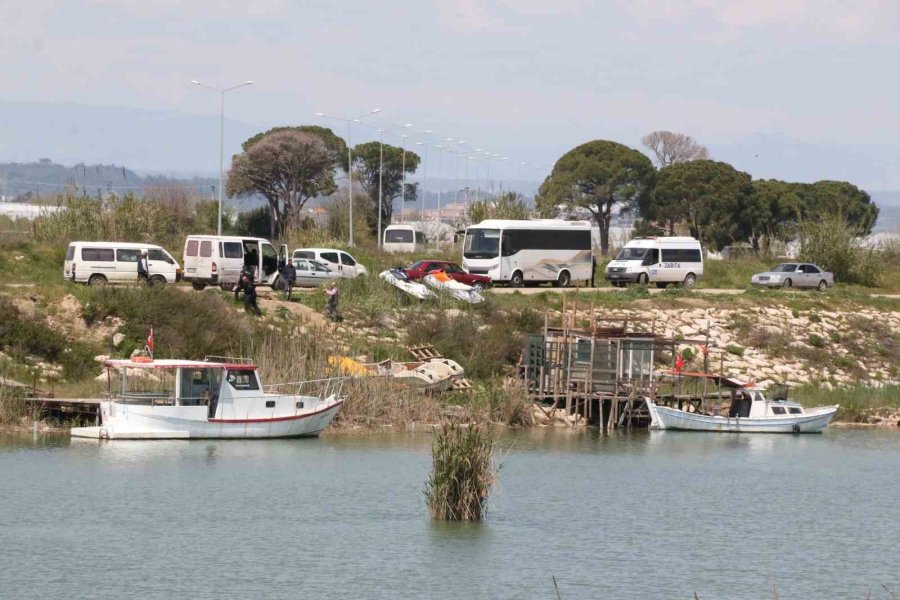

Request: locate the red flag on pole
(146, 327), (154, 357)
(675, 353), (684, 372)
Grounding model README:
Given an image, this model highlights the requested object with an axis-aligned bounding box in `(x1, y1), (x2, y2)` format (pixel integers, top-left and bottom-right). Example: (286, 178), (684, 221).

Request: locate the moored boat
(71, 357), (345, 440)
(648, 380), (837, 434)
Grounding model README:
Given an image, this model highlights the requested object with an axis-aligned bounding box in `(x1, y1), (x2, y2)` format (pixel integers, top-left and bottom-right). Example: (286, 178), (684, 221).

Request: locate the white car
(291, 259), (341, 287)
(291, 248), (368, 278)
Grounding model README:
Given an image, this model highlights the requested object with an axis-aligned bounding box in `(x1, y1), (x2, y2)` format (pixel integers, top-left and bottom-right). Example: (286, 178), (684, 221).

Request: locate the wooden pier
(520, 303), (734, 431)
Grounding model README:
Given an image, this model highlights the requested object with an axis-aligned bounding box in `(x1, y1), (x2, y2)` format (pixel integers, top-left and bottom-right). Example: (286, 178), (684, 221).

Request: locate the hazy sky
(3, 0), (900, 187)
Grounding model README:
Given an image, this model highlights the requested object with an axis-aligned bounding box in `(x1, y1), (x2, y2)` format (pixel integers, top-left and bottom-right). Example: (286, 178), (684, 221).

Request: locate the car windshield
(615, 248), (648, 261)
(463, 229), (500, 259)
(771, 264), (798, 272)
(408, 261), (425, 270)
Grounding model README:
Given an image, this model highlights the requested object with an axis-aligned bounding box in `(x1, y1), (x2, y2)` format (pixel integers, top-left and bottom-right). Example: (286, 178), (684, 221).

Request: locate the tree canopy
(466, 192), (530, 225)
(537, 140), (655, 255)
(227, 128), (341, 238)
(351, 142), (420, 236)
(641, 131), (709, 168)
(650, 160), (753, 250)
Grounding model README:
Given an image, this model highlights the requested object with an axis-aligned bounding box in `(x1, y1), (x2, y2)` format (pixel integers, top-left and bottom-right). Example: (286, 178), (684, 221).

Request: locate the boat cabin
(104, 358), (264, 420)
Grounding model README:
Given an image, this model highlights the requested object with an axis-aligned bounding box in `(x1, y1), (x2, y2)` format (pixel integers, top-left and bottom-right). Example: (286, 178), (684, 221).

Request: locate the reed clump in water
(425, 423), (496, 521)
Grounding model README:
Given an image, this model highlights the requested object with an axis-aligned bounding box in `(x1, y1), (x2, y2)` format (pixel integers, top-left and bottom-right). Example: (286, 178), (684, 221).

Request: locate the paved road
(488, 286), (744, 295)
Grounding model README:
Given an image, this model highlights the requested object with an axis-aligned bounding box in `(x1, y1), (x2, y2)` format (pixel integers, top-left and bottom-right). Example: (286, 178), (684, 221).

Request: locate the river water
(1, 429), (898, 599)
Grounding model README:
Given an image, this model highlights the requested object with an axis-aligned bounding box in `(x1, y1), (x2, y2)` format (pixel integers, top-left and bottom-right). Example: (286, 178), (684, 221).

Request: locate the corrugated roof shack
(520, 307), (710, 430)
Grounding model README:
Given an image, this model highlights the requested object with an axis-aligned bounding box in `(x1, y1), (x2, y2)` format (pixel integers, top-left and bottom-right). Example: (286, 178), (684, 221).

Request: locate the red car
(403, 260), (491, 290)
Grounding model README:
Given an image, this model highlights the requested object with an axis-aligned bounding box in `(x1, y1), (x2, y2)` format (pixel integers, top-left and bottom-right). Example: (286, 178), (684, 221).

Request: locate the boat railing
(263, 376), (349, 400)
(204, 355), (254, 365)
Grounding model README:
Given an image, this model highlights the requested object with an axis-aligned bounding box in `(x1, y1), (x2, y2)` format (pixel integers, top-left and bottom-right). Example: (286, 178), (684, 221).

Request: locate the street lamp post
(316, 108), (381, 246)
(415, 140), (429, 222)
(190, 79), (254, 236)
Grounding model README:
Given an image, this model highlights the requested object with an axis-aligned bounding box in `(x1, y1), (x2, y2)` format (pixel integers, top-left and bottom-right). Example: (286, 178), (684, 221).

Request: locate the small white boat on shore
(380, 269), (434, 300)
(71, 358), (345, 440)
(422, 272), (485, 304)
(648, 381), (838, 434)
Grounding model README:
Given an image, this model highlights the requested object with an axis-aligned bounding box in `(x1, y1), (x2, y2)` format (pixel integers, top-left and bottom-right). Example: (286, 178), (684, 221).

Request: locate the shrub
(829, 331), (841, 343)
(807, 334), (826, 348)
(425, 423), (496, 521)
(798, 213), (883, 286)
(0, 297), (97, 380)
(725, 344), (745, 356)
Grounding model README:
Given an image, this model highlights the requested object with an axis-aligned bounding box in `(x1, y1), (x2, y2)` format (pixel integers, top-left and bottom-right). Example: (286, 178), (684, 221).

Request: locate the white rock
(94, 354), (110, 363)
(112, 333), (126, 347)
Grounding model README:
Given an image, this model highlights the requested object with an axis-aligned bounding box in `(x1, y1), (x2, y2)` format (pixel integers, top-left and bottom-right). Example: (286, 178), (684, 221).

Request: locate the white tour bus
(64, 241), (181, 286)
(182, 235), (288, 291)
(461, 219), (593, 287)
(383, 224), (428, 253)
(605, 236), (703, 288)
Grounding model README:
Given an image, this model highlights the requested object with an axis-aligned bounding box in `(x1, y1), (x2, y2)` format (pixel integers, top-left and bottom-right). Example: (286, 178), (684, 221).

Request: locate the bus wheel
(149, 275), (166, 287)
(510, 271), (524, 287)
(88, 274), (107, 287)
(273, 276), (285, 291)
(555, 270), (571, 288)
(637, 273), (649, 285)
(683, 273), (697, 289)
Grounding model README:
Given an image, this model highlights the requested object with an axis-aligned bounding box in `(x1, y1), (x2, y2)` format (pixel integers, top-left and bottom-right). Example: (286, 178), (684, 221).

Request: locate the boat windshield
(615, 248), (648, 261)
(226, 369), (260, 391)
(464, 229), (500, 259)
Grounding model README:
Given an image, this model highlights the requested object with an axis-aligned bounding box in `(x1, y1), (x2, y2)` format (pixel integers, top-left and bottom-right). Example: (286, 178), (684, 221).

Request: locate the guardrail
(263, 376), (348, 400)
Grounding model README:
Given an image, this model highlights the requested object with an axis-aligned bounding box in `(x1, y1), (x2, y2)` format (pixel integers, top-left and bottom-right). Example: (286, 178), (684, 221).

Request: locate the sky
(2, 0), (900, 189)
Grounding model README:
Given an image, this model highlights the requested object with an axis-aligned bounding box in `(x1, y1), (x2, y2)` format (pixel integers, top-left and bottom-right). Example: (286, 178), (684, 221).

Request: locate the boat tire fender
(792, 423), (801, 434)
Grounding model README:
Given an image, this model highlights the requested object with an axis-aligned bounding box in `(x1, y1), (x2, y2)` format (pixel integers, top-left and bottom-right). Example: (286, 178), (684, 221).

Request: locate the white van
(604, 237), (703, 288)
(383, 224), (428, 253)
(183, 235), (288, 291)
(63, 241), (181, 286)
(291, 248), (368, 278)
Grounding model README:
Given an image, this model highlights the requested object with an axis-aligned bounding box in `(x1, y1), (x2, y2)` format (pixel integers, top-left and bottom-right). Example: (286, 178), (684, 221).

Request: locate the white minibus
(461, 219), (593, 287)
(63, 241), (181, 286)
(604, 236), (703, 288)
(182, 235), (288, 291)
(383, 224), (428, 253)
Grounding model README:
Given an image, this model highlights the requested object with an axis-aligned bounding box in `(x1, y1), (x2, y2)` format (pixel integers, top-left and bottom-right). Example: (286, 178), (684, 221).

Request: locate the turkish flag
(147, 328), (154, 352)
(675, 353), (684, 372)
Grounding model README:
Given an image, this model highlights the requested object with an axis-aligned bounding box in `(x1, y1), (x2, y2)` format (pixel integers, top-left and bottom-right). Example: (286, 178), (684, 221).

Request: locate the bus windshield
(615, 248), (648, 261)
(464, 229), (500, 259)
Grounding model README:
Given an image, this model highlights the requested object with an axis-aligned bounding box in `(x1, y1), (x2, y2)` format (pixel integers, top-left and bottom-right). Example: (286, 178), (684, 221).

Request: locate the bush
(425, 423), (496, 521)
(82, 286), (256, 360)
(807, 333), (826, 348)
(725, 344), (745, 356)
(0, 296), (97, 380)
(32, 191), (223, 250)
(799, 213), (883, 286)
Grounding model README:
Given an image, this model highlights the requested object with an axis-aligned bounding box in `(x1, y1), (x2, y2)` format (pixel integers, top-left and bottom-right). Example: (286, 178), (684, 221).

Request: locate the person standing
(237, 273), (262, 316)
(324, 281), (339, 321)
(137, 250), (150, 284)
(281, 261), (297, 301)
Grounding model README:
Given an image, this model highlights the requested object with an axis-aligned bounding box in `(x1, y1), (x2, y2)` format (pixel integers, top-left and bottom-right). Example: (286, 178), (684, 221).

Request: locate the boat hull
(71, 399), (343, 440)
(648, 403), (838, 433)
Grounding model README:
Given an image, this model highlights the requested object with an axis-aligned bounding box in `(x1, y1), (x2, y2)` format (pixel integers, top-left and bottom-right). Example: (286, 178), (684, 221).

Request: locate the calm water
(1, 429), (899, 600)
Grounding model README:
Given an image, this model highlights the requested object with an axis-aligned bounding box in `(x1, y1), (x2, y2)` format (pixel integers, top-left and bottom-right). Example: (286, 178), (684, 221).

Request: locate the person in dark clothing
(137, 250), (150, 284)
(236, 274), (262, 316)
(590, 254), (597, 288)
(324, 281), (340, 321)
(281, 262), (297, 301)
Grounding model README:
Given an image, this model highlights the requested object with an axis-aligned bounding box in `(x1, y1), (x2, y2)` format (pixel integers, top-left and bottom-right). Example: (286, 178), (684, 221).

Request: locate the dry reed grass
(425, 423), (497, 521)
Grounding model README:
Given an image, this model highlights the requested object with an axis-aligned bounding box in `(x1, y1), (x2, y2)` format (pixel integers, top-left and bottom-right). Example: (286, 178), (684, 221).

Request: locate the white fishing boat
(71, 357), (345, 440)
(422, 272), (485, 304)
(648, 379), (837, 434)
(380, 269), (434, 300)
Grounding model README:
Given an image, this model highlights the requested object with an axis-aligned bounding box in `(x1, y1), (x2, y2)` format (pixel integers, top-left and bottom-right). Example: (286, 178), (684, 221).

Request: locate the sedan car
(402, 260), (491, 290)
(291, 258), (341, 287)
(750, 263), (834, 291)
